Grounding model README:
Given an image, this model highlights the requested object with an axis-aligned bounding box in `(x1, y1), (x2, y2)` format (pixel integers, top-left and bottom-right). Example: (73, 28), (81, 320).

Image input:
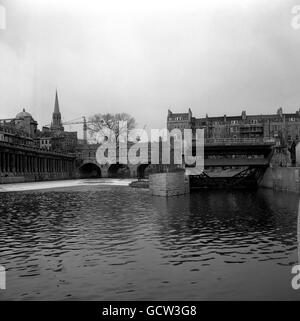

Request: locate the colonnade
(0, 149), (75, 175)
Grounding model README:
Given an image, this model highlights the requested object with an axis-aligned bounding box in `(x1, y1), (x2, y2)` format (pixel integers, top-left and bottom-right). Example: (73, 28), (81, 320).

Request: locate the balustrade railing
(204, 137), (276, 145)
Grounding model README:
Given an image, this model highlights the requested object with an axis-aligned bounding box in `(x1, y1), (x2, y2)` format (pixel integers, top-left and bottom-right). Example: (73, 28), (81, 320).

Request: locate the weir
(189, 139), (274, 189)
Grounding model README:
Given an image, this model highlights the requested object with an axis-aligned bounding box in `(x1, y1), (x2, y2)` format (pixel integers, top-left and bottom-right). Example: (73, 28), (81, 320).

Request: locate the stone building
(0, 120), (35, 146)
(0, 109), (38, 148)
(14, 109), (38, 138)
(167, 107), (300, 145)
(0, 92), (77, 184)
(0, 119), (76, 184)
(38, 137), (52, 150)
(39, 91), (78, 152)
(0, 91), (78, 153)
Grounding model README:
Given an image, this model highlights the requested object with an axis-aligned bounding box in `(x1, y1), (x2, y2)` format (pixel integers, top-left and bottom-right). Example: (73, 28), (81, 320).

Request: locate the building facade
(0, 121), (35, 147)
(167, 108), (300, 145)
(0, 91), (78, 153)
(14, 109), (38, 138)
(0, 139), (76, 184)
(0, 91), (77, 184)
(39, 90), (78, 152)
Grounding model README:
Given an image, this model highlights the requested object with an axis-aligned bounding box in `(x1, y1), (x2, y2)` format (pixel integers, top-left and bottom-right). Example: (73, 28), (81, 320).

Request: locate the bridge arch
(108, 164), (130, 178)
(79, 162), (101, 178)
(137, 163), (150, 179)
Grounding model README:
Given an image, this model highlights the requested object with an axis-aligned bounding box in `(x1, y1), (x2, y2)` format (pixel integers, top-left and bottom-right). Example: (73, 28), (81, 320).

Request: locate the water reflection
(0, 183), (299, 300)
(150, 190), (298, 267)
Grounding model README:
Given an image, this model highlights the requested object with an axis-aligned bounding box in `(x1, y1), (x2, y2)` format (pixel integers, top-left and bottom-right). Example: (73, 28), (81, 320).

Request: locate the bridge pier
(149, 170), (190, 197)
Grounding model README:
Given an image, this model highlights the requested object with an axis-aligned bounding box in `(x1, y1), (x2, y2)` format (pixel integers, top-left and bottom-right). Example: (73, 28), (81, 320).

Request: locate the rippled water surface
(0, 179), (299, 300)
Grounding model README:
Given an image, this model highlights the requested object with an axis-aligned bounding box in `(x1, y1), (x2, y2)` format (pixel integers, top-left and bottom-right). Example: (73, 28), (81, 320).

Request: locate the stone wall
(259, 167), (300, 193)
(0, 172), (75, 184)
(296, 142), (300, 166)
(149, 171), (190, 197)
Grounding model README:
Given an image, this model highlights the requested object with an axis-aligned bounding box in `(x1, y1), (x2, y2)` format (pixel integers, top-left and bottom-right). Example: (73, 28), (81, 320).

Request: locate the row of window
(40, 139), (51, 144)
(170, 117), (299, 126)
(171, 117), (186, 121)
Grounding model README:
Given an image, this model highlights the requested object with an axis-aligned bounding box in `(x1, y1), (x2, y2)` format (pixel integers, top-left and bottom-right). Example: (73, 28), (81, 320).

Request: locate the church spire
(54, 89), (60, 114)
(51, 89), (64, 132)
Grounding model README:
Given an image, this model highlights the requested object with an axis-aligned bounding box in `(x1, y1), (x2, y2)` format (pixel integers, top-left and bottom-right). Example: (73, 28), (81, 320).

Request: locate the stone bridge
(76, 155), (154, 179)
(76, 142), (158, 179)
(75, 138), (276, 180)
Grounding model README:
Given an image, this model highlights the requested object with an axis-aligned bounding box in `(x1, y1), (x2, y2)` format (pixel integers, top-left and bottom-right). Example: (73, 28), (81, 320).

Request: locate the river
(0, 179), (299, 300)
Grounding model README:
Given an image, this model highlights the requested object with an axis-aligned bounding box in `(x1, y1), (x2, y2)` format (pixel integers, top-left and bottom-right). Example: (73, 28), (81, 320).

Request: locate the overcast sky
(1, 0), (300, 137)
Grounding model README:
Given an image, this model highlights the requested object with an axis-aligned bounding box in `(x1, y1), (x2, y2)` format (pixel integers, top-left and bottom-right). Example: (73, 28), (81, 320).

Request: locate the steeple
(54, 90), (60, 114)
(51, 90), (64, 132)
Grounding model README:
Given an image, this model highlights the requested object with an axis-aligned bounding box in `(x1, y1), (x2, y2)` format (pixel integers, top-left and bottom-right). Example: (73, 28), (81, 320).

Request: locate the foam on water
(0, 179), (133, 192)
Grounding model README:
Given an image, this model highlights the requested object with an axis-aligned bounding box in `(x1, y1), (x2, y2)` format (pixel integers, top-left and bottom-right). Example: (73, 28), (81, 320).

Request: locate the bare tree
(88, 113), (136, 143)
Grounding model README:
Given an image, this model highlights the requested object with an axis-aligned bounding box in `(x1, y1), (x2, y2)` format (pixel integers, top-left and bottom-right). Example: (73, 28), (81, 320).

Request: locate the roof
(16, 108), (32, 119)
